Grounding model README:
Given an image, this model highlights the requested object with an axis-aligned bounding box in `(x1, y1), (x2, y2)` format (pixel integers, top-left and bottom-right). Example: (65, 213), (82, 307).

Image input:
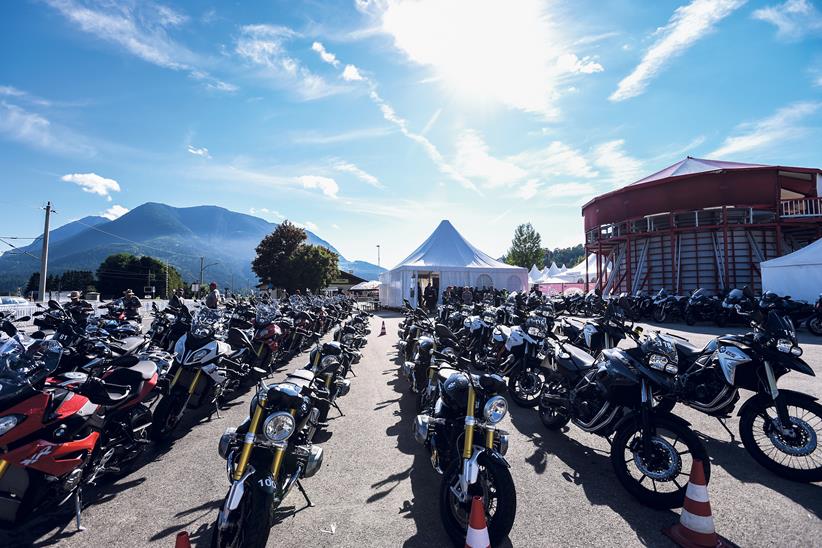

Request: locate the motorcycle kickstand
(74, 488), (86, 532)
(296, 479), (314, 507)
(331, 400), (345, 417)
(715, 417), (736, 442)
(348, 369), (357, 378)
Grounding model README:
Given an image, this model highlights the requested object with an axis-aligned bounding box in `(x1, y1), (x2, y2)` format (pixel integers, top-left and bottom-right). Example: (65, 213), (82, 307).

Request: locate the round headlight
(263, 412), (295, 442)
(320, 355), (339, 370)
(0, 415), (20, 437)
(483, 396), (508, 424)
(790, 345), (803, 357)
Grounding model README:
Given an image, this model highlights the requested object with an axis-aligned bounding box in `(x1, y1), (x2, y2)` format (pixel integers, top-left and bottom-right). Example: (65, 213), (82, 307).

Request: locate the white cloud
(366, 0), (599, 119)
(543, 182), (597, 197)
(187, 144), (210, 158)
(331, 223), (340, 229)
(311, 41), (340, 66)
(753, 0), (822, 40)
(421, 107), (442, 135)
(292, 126), (394, 145)
(249, 207), (285, 220)
(556, 53), (604, 74)
(62, 172), (120, 200)
(102, 204), (129, 220)
(304, 221), (319, 231)
(592, 140), (645, 186)
(709, 101), (821, 158)
(342, 64), (364, 81)
(297, 175), (339, 198)
(511, 140), (598, 179)
(236, 25), (338, 100)
(334, 161), (384, 188)
(610, 0), (745, 102)
(454, 130), (526, 187)
(0, 99), (95, 155)
(45, 0), (235, 92)
(0, 86), (25, 98)
(516, 180), (541, 199)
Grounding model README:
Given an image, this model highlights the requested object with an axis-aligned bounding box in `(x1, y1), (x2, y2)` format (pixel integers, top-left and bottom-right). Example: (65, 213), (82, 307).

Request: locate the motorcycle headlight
(776, 339), (792, 353)
(0, 415), (20, 437)
(483, 396), (508, 424)
(321, 355), (339, 369)
(189, 348), (210, 363)
(648, 354), (668, 370)
(790, 345), (803, 357)
(527, 326), (539, 336)
(263, 412), (295, 442)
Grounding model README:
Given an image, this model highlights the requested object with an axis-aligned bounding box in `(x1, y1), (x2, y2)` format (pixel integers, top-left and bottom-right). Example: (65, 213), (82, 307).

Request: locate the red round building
(582, 157), (822, 294)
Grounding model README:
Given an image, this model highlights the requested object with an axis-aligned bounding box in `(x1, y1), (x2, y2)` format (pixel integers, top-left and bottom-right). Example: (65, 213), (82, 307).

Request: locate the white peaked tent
(761, 238), (822, 302)
(562, 254), (601, 282)
(528, 264), (542, 283)
(560, 264), (568, 272)
(547, 262), (560, 277)
(379, 220), (528, 307)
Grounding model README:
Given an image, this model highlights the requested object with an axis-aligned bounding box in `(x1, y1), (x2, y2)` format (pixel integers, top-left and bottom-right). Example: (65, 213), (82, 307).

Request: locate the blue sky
(1, 0), (821, 268)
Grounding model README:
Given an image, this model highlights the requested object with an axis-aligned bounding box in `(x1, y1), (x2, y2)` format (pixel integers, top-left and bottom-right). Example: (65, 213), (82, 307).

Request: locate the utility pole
(199, 256), (204, 287)
(377, 244), (381, 268)
(165, 259), (169, 299)
(38, 202), (54, 302)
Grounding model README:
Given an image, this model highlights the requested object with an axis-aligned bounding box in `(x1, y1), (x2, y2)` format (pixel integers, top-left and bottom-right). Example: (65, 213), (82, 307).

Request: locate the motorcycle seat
(81, 378), (132, 406)
(110, 336), (144, 355)
(437, 367), (460, 384)
(285, 369), (315, 389)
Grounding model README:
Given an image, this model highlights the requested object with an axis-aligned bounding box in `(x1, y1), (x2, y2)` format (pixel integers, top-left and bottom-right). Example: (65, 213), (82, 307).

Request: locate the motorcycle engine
(679, 356), (738, 415)
(569, 370), (617, 434)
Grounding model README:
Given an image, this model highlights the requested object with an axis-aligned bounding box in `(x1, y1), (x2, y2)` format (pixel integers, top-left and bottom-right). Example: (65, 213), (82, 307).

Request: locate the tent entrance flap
(412, 271), (440, 307)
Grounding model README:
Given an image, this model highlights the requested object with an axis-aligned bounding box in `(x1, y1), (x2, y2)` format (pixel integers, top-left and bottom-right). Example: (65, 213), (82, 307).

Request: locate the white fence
(1, 300), (169, 327)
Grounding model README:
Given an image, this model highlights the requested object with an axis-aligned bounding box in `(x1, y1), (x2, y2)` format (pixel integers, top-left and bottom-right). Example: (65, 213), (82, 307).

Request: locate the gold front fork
(169, 367), (182, 389)
(462, 385), (476, 459)
(271, 408), (297, 480)
(187, 370), (202, 395)
(0, 459), (9, 481)
(233, 394), (267, 480)
(325, 373), (333, 389)
(485, 427), (495, 449)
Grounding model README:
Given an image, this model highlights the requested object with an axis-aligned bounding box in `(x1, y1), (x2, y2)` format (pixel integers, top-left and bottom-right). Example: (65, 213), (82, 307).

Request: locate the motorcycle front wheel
(652, 307), (667, 323)
(808, 316), (822, 336)
(211, 486), (272, 548)
(739, 393), (822, 482)
(439, 457), (516, 547)
(507, 365), (545, 408)
(611, 416), (710, 509)
(150, 388), (189, 442)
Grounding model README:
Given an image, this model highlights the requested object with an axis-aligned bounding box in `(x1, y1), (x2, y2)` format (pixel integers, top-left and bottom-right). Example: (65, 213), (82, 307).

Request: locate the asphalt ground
(2, 313), (821, 547)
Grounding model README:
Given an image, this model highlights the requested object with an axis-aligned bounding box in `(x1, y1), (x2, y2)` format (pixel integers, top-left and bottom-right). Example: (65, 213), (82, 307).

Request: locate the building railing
(781, 197), (822, 218)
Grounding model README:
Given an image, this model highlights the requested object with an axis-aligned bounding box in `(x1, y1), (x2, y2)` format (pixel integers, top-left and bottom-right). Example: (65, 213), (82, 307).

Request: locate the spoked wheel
(652, 308), (667, 323)
(739, 394), (822, 482)
(611, 416), (710, 509)
(440, 458), (516, 547)
(808, 317), (822, 336)
(507, 365), (545, 408)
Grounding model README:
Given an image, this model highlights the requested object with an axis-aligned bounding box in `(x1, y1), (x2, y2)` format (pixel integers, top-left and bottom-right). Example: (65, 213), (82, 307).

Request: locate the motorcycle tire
(610, 415), (710, 509)
(150, 388), (189, 442)
(507, 365), (544, 408)
(808, 317), (822, 336)
(211, 485), (272, 548)
(684, 310), (696, 326)
(538, 373), (571, 430)
(738, 394), (822, 482)
(652, 308), (667, 323)
(653, 396), (677, 414)
(439, 457), (516, 547)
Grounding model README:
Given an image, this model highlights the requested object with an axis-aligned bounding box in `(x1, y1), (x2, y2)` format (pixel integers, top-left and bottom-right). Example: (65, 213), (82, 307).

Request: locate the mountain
(0, 203), (384, 292)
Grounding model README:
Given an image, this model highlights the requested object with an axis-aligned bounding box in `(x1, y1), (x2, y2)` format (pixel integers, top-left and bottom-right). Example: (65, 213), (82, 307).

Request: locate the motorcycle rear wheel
(684, 310), (696, 326)
(439, 458), (516, 547)
(507, 366), (544, 408)
(808, 317), (822, 336)
(739, 394), (822, 482)
(538, 373), (571, 430)
(610, 415), (710, 509)
(652, 308), (667, 323)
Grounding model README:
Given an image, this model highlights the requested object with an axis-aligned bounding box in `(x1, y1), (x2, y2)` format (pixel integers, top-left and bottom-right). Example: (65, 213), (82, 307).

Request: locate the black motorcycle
(212, 375), (323, 548)
(684, 288), (722, 326)
(539, 330), (710, 508)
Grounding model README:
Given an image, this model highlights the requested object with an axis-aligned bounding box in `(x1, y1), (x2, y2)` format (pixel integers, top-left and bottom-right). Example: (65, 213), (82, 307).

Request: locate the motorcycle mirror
(14, 316), (31, 322)
(48, 299), (61, 310)
(33, 310), (45, 316)
(252, 367), (267, 376)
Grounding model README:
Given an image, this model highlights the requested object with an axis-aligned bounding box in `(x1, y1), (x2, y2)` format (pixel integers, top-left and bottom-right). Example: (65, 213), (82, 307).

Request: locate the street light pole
(38, 202), (54, 302)
(376, 244), (380, 268)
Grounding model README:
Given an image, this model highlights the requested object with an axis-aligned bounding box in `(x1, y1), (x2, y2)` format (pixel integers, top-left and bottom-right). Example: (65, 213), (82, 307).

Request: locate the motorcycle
(684, 288), (722, 326)
(413, 361), (515, 545)
(211, 375), (323, 548)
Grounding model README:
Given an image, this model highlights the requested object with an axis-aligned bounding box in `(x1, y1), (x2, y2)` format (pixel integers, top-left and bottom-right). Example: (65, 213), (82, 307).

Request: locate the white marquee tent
(761, 238), (822, 302)
(379, 220), (529, 307)
(528, 264), (542, 283)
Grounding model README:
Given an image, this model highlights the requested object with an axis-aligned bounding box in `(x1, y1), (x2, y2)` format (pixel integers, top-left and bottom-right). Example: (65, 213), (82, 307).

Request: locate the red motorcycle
(0, 322), (158, 530)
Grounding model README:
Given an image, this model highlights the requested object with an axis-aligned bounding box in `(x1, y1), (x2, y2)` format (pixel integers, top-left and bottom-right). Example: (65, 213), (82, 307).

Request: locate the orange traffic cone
(464, 496), (490, 548)
(663, 459), (731, 548)
(379, 321), (386, 336)
(174, 531), (192, 548)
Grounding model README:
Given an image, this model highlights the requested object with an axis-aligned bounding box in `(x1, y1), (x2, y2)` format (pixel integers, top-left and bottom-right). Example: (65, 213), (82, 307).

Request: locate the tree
(506, 223), (543, 268)
(25, 272), (39, 295)
(96, 253), (183, 298)
(289, 245), (339, 292)
(543, 244), (585, 269)
(252, 220), (340, 292)
(60, 270), (96, 292)
(252, 221), (307, 289)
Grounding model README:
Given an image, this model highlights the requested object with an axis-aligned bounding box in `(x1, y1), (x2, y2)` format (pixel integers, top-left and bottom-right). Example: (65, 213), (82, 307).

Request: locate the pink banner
(537, 283), (586, 296)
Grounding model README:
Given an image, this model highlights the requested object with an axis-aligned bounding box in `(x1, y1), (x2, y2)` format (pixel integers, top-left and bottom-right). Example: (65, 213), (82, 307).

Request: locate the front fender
(612, 409), (693, 433)
(782, 355), (815, 376)
(736, 389), (819, 417)
(477, 448), (510, 469)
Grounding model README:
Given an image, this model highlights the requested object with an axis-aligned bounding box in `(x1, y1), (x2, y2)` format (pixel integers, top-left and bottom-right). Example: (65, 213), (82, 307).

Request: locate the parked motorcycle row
(394, 288), (822, 544)
(560, 286), (822, 333)
(0, 293), (371, 548)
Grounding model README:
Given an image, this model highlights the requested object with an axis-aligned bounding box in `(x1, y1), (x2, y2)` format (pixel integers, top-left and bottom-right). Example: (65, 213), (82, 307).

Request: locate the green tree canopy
(543, 244), (585, 269)
(96, 253), (183, 299)
(505, 223), (543, 268)
(252, 220), (339, 292)
(60, 270), (96, 292)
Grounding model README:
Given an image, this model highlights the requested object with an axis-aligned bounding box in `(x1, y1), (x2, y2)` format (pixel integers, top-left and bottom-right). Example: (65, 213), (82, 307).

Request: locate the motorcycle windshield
(255, 304), (280, 325)
(0, 334), (63, 387)
(764, 310), (796, 342)
(191, 308), (222, 337)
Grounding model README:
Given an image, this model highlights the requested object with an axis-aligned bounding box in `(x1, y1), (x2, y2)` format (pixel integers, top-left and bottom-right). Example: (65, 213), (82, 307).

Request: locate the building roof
(630, 157), (768, 186)
(393, 220), (521, 270)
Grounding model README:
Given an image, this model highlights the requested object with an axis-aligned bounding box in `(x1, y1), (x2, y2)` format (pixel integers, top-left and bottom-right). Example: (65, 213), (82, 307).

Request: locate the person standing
(424, 283), (437, 312)
(462, 286), (473, 305)
(205, 282), (222, 309)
